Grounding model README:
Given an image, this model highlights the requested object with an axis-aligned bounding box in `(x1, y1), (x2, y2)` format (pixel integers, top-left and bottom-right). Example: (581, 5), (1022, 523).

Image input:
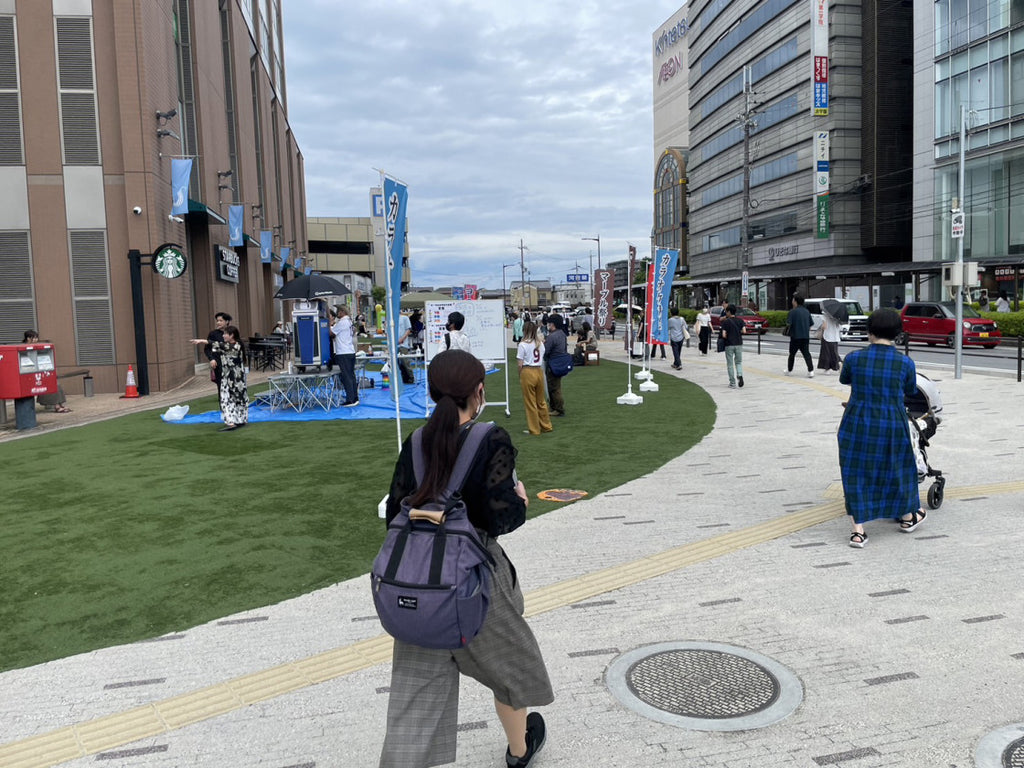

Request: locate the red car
(899, 301), (1001, 348)
(709, 306), (769, 335)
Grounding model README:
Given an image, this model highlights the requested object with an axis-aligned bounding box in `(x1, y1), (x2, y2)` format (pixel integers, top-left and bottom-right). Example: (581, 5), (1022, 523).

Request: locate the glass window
(991, 32), (1007, 58)
(969, 64), (989, 123)
(950, 0), (969, 48)
(936, 0), (950, 55)
(936, 57), (950, 80)
(990, 0), (1010, 31)
(989, 57), (1007, 120)
(952, 50), (969, 74)
(1013, 0), (1024, 25)
(1011, 51), (1024, 116)
(936, 78), (951, 136)
(951, 71), (968, 129)
(969, 0), (988, 41)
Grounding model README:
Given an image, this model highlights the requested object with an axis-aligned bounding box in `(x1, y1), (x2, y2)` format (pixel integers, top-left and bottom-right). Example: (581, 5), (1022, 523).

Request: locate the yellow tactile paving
(3, 481), (1023, 768)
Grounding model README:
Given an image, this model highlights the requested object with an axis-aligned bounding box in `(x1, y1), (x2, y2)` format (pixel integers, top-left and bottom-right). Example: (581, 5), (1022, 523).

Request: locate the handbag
(716, 335), (726, 353)
(547, 351), (574, 377)
(782, 324), (792, 337)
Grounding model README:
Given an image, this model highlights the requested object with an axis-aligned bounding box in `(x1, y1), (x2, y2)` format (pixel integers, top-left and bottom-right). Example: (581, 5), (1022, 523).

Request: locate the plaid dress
(837, 343), (918, 524)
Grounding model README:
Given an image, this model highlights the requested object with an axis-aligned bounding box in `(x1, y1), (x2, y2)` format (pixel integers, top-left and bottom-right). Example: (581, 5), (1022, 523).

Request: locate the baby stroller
(906, 372), (945, 509)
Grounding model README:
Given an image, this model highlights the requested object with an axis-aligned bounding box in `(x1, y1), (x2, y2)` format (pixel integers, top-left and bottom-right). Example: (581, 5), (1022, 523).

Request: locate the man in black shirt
(786, 295), (814, 378)
(204, 311), (231, 388)
(543, 315), (568, 416)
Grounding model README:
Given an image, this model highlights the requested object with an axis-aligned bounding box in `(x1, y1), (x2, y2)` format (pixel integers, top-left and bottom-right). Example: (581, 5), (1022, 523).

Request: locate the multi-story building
(0, 0), (305, 394)
(912, 0), (1024, 304)
(665, 0), (916, 309)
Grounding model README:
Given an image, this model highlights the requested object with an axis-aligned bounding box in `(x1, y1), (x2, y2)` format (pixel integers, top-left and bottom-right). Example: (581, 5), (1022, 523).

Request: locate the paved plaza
(1, 338), (1023, 768)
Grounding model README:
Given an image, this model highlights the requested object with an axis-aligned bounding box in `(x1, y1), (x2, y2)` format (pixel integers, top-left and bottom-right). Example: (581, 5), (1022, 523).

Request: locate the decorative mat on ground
(536, 488), (589, 502)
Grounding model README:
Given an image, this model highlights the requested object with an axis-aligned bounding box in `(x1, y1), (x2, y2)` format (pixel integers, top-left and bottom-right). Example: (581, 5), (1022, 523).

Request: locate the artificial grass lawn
(0, 351), (714, 672)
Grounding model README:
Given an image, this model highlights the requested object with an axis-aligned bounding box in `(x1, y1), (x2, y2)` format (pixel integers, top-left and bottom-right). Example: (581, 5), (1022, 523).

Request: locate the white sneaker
(807, 370), (815, 378)
(784, 370), (792, 376)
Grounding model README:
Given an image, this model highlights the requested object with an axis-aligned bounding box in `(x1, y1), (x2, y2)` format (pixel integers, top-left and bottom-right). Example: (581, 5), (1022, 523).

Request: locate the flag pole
(617, 245), (642, 405)
(380, 169), (403, 453)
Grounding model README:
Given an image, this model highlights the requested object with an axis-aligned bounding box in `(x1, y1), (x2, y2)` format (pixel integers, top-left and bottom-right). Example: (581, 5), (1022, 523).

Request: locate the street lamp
(582, 235), (601, 313)
(581, 235), (601, 270)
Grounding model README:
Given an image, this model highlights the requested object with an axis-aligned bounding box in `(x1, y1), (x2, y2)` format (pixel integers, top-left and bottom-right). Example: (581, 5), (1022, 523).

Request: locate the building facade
(667, 0), (914, 309)
(912, 0), (1024, 302)
(0, 0), (305, 393)
(652, 11), (691, 271)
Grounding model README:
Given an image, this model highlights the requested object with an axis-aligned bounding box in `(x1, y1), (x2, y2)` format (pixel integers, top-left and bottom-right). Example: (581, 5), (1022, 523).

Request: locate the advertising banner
(811, 0), (829, 116)
(228, 205), (244, 246)
(260, 230), (273, 264)
(170, 158), (192, 215)
(464, 284), (478, 300)
(594, 269), (615, 331)
(650, 248), (679, 344)
(816, 196), (830, 239)
(383, 176), (409, 346)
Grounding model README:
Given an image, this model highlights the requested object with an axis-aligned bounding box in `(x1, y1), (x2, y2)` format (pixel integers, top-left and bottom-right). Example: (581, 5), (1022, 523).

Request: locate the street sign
(951, 210), (965, 239)
(566, 273), (589, 283)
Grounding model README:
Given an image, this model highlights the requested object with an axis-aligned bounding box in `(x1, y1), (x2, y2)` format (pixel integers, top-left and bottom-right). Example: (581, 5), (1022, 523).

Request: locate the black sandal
(849, 532), (867, 548)
(899, 509), (926, 533)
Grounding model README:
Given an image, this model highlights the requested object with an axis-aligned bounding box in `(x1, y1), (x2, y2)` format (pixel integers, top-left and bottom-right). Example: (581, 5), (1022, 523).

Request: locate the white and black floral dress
(209, 341), (248, 425)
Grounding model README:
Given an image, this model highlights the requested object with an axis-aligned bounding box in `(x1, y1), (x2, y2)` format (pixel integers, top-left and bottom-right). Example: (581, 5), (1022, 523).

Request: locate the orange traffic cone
(123, 364), (139, 398)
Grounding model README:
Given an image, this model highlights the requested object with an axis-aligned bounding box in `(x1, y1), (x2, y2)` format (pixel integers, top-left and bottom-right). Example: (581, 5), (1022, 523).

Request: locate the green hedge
(982, 311), (1024, 338)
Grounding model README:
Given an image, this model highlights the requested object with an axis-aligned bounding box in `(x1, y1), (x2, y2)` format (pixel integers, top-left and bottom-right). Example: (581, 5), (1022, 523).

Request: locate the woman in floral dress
(191, 325), (248, 431)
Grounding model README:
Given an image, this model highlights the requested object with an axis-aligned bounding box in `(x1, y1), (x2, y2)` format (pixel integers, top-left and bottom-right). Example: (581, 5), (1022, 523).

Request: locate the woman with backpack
(379, 349), (552, 768)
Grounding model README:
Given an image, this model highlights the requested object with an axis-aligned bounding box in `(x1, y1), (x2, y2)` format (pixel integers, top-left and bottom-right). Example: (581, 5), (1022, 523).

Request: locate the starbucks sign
(152, 243), (187, 279)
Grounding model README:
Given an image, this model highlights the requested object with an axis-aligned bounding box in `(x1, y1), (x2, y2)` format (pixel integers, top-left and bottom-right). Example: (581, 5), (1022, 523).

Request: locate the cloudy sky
(282, 1), (681, 291)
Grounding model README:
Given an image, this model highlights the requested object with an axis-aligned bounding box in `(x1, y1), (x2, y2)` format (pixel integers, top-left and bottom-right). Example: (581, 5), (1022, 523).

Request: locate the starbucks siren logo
(153, 243), (187, 279)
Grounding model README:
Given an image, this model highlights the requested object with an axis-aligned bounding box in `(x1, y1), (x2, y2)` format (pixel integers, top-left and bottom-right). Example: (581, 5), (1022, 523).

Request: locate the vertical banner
(650, 248), (679, 344)
(594, 269), (615, 331)
(383, 176), (409, 345)
(260, 230), (273, 264)
(811, 0), (829, 116)
(280, 246), (291, 274)
(170, 158), (192, 215)
(816, 196), (830, 238)
(228, 205), (244, 246)
(815, 130), (830, 238)
(294, 255), (303, 272)
(644, 263), (655, 346)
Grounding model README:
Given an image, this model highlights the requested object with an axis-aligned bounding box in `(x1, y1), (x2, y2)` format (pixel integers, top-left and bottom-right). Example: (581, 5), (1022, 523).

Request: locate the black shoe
(738, 376), (744, 388)
(218, 424), (239, 432)
(506, 712), (546, 767)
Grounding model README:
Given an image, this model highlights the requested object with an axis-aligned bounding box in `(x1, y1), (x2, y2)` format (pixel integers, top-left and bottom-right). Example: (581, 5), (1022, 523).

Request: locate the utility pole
(737, 65), (756, 308)
(519, 238), (527, 309)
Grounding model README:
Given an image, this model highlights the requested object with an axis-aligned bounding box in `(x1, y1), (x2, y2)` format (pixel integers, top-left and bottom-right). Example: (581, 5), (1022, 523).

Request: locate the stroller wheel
(927, 482), (943, 509)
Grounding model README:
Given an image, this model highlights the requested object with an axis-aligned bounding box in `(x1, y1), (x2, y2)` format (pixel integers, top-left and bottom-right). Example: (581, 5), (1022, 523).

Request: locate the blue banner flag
(383, 176), (409, 344)
(304, 266), (312, 275)
(260, 230), (273, 264)
(294, 255), (303, 272)
(170, 158), (192, 215)
(650, 248), (679, 344)
(228, 205), (244, 246)
(280, 246), (291, 274)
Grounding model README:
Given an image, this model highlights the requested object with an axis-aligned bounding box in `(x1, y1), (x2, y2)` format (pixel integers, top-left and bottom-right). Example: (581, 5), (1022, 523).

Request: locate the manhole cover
(606, 641), (802, 732)
(626, 648), (779, 719)
(536, 488), (588, 502)
(974, 724), (1024, 768)
(1003, 736), (1024, 768)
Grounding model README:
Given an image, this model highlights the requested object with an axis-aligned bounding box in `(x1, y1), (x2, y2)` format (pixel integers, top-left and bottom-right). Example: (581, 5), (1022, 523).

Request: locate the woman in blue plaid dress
(838, 309), (926, 548)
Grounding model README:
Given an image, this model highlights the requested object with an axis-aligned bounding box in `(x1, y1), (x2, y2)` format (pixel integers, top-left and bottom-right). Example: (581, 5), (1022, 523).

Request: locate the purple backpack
(371, 422), (496, 649)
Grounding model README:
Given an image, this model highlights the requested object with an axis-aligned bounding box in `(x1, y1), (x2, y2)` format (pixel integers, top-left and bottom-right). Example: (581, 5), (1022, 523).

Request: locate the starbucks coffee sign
(152, 243), (187, 279)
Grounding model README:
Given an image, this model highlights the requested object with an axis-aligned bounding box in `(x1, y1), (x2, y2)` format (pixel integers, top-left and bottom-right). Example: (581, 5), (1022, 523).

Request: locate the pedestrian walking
(838, 308), (926, 548)
(816, 312), (842, 374)
(786, 295), (814, 377)
(516, 321), (552, 436)
(694, 304), (712, 355)
(995, 290), (1011, 312)
(720, 304), (745, 388)
(379, 349), (553, 767)
(667, 307), (686, 370)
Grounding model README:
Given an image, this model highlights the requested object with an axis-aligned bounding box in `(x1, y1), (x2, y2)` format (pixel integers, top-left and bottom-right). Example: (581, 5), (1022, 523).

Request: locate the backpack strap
(408, 421), (495, 503)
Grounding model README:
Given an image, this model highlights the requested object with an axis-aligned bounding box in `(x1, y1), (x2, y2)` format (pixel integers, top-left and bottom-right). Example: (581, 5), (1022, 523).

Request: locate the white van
(804, 298), (869, 340)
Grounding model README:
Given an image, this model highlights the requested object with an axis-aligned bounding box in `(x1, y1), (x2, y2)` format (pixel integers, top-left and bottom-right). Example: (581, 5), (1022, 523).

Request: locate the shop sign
(816, 196), (830, 238)
(152, 242), (187, 279)
(216, 245), (240, 283)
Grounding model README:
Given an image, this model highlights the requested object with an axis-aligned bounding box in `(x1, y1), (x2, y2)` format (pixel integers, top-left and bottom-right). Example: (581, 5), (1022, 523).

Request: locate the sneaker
(807, 370), (815, 378)
(728, 382), (737, 388)
(342, 400), (360, 408)
(738, 375), (744, 388)
(506, 712), (546, 767)
(785, 370), (792, 376)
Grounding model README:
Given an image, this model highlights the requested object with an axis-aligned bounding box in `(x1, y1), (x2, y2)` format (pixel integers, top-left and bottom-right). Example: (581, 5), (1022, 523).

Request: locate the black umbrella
(822, 299), (849, 323)
(274, 274), (351, 301)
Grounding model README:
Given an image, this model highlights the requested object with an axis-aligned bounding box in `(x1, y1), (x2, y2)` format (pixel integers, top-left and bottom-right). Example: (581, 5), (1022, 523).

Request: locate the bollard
(84, 375), (94, 397)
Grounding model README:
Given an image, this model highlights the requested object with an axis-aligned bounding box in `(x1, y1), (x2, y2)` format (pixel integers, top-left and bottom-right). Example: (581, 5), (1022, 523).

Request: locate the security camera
(132, 206), (143, 216)
(168, 214), (185, 223)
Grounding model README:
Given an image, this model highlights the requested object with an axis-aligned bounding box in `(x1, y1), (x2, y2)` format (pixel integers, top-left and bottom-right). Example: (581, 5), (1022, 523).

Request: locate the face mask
(475, 387), (486, 418)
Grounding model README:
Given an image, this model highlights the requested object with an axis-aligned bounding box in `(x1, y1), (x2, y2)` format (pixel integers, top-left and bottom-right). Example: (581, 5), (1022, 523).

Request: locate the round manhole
(1005, 737), (1024, 768)
(626, 648), (780, 719)
(606, 641), (802, 732)
(975, 724), (1024, 768)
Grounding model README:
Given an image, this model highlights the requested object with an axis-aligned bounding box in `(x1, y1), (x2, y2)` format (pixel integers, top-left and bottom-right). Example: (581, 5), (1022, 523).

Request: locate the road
(739, 333), (1022, 377)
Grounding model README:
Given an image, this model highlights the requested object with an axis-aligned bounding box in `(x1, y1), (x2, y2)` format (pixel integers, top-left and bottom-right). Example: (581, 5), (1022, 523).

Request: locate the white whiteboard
(423, 300), (506, 362)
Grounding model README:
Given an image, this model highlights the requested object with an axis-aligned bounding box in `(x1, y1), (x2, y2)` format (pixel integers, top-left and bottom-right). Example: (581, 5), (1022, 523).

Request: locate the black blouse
(385, 424), (527, 538)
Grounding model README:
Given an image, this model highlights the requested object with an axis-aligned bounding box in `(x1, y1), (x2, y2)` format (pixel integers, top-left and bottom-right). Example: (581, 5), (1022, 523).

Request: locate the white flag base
(639, 378), (659, 392)
(617, 391), (644, 405)
(634, 369), (653, 381)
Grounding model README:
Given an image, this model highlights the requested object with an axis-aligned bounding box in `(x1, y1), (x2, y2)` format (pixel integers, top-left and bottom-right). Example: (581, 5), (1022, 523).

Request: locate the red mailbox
(0, 344), (58, 399)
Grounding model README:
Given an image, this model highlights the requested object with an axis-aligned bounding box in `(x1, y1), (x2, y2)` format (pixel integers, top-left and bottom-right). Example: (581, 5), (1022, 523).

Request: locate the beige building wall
(652, 6), (691, 162)
(0, 0), (306, 394)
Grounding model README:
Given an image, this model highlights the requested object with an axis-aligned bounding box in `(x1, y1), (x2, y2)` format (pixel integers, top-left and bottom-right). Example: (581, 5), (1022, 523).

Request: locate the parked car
(899, 301), (1001, 348)
(709, 306), (769, 334)
(804, 298), (869, 340)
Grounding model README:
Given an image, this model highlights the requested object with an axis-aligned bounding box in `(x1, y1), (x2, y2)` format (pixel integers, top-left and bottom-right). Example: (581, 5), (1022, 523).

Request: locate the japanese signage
(594, 269), (614, 331)
(951, 210), (965, 239)
(816, 196), (830, 239)
(566, 273), (590, 283)
(811, 0), (829, 116)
